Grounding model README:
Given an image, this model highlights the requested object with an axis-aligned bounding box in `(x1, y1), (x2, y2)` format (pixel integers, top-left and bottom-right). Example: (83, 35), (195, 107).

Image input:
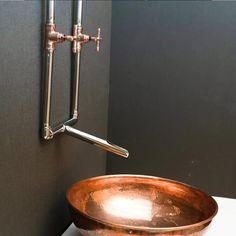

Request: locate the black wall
(0, 1), (111, 235)
(108, 1), (236, 198)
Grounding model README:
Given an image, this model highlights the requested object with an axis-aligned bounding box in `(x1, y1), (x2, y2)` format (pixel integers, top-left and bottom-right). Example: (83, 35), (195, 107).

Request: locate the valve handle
(96, 28), (102, 52)
(90, 28), (102, 52)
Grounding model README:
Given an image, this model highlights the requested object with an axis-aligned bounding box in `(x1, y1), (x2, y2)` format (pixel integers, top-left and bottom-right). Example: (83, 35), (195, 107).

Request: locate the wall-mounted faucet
(45, 21), (102, 53)
(42, 0), (129, 158)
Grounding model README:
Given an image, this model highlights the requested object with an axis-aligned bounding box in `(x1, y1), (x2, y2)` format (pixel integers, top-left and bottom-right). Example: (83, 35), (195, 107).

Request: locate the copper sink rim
(67, 174), (218, 233)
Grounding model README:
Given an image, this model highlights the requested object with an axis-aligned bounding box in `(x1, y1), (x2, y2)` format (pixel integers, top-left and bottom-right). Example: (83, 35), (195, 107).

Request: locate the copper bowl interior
(67, 175), (217, 234)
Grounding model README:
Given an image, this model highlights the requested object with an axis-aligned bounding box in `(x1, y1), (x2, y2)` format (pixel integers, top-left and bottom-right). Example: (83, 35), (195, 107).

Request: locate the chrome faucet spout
(64, 125), (129, 158)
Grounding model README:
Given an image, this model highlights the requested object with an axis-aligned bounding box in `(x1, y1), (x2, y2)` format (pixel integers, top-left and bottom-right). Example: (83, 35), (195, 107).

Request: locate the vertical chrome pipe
(71, 0), (83, 119)
(43, 51), (54, 139)
(46, 0), (55, 24)
(74, 0), (83, 26)
(71, 53), (81, 118)
(43, 0), (55, 139)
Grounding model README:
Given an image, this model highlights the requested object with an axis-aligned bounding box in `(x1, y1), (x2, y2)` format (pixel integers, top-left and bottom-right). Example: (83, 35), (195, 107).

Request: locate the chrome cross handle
(90, 28), (102, 52)
(71, 26), (102, 53)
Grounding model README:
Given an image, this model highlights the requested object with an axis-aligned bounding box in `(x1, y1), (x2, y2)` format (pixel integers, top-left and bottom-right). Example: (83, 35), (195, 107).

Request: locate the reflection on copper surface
(67, 175), (218, 236)
(103, 196), (152, 221)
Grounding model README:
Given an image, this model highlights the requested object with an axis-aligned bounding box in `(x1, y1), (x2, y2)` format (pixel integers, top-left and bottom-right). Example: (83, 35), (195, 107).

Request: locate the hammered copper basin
(67, 175), (218, 236)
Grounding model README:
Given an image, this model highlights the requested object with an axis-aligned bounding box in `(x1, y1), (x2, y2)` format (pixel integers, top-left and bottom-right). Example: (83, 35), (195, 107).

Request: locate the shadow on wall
(107, 0), (236, 198)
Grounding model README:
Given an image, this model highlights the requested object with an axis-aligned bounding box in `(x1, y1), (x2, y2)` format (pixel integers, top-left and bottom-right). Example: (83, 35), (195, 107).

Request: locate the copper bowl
(67, 175), (218, 236)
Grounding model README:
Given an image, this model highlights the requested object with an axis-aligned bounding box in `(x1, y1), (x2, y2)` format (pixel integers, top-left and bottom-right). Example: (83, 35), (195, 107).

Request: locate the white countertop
(62, 196), (236, 236)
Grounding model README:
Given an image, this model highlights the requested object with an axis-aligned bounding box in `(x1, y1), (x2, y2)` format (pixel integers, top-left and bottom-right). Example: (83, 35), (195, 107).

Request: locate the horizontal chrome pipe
(64, 125), (129, 158)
